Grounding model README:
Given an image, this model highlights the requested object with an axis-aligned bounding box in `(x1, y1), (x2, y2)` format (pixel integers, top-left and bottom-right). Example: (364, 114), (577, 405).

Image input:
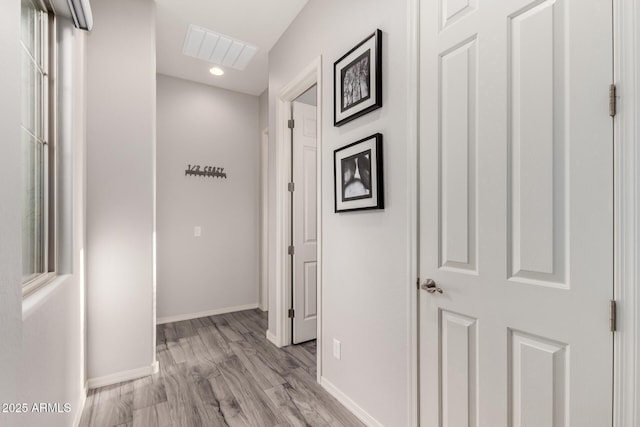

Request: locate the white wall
(0, 0), (23, 410)
(17, 19), (89, 427)
(0, 3), (88, 425)
(268, 1), (411, 425)
(86, 0), (156, 382)
(156, 74), (260, 320)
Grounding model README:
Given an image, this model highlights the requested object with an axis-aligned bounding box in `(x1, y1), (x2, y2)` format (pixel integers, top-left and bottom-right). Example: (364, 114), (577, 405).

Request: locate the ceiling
(156, 0), (309, 96)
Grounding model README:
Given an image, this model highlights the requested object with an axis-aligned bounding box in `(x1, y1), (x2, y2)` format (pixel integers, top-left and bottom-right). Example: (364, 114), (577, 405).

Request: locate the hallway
(79, 310), (363, 426)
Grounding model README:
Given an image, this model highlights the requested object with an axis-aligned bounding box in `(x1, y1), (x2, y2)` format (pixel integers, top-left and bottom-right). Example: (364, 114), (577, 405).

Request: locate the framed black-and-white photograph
(334, 133), (384, 213)
(334, 29), (382, 127)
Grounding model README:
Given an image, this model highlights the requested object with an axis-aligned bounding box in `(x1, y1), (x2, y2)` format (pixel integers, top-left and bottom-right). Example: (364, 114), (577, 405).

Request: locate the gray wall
(0, 2), (88, 425)
(258, 89), (269, 311)
(17, 19), (89, 427)
(268, 0), (411, 425)
(86, 0), (156, 381)
(156, 74), (260, 320)
(259, 89), (269, 132)
(0, 0), (23, 408)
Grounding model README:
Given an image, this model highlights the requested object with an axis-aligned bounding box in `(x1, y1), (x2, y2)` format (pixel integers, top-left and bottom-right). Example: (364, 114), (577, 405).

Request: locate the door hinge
(610, 300), (617, 332)
(288, 308), (295, 318)
(416, 277), (420, 290)
(288, 182), (295, 192)
(288, 245), (295, 255)
(609, 84), (617, 117)
(288, 119), (295, 129)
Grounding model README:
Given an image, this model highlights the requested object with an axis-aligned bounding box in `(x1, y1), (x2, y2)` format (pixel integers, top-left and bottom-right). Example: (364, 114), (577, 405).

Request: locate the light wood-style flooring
(79, 309), (364, 427)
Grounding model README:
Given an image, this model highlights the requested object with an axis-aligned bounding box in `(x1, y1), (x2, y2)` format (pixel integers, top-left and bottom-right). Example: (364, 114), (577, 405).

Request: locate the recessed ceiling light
(210, 67), (224, 76)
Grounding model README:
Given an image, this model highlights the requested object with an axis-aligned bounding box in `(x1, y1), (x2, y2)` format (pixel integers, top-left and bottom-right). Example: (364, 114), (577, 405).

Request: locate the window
(21, 0), (54, 293)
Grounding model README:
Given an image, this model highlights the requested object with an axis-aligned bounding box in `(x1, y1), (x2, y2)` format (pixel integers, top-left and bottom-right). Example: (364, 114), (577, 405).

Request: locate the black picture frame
(334, 133), (384, 213)
(334, 29), (383, 127)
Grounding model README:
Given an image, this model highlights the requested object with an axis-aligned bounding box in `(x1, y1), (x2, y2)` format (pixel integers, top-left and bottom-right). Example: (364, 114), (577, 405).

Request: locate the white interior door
(292, 100), (317, 344)
(419, 0), (614, 425)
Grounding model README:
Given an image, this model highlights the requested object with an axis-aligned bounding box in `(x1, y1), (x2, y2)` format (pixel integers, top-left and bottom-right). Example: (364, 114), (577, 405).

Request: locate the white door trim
(614, 1), (640, 426)
(260, 127), (269, 312)
(272, 56), (323, 381)
(407, 0), (420, 425)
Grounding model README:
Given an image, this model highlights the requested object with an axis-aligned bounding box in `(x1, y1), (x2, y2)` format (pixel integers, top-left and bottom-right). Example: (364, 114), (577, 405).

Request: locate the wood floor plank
(156, 343), (176, 374)
(283, 344), (317, 371)
(242, 332), (303, 374)
(132, 374), (167, 410)
(284, 369), (364, 427)
(218, 356), (281, 426)
(87, 381), (134, 427)
(207, 364), (252, 427)
(178, 336), (200, 362)
(184, 362), (231, 426)
(196, 326), (233, 364)
(301, 340), (316, 354)
(187, 333), (221, 365)
(229, 341), (281, 391)
(174, 320), (196, 339)
(190, 317), (207, 329)
(78, 392), (96, 427)
(230, 311), (269, 336)
(199, 316), (215, 327)
(265, 383), (329, 427)
(231, 339), (287, 389)
(156, 325), (167, 346)
(162, 323), (178, 344)
(162, 363), (206, 426)
(132, 402), (172, 427)
(222, 313), (251, 335)
(167, 339), (187, 365)
(209, 316), (244, 343)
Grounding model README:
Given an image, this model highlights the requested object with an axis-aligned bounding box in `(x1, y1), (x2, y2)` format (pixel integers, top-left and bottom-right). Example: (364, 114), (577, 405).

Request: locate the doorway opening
(271, 56), (322, 381)
(290, 85), (318, 345)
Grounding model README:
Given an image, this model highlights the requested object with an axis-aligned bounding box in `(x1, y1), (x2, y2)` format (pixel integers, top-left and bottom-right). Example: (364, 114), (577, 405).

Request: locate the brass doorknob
(420, 279), (443, 294)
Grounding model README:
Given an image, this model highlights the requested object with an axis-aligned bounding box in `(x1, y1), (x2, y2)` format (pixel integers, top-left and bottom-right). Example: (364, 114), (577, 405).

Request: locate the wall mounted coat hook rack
(185, 164), (227, 179)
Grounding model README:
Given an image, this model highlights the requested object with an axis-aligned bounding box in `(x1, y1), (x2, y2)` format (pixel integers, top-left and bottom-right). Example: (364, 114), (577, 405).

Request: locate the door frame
(411, 1), (640, 426)
(260, 127), (269, 311)
(613, 1), (640, 426)
(272, 56), (323, 380)
(407, 0), (420, 425)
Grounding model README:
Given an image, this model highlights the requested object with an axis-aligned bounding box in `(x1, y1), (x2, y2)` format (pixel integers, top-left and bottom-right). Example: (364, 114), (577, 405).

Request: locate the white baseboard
(266, 330), (280, 347)
(72, 382), (88, 427)
(156, 303), (259, 324)
(88, 363), (157, 389)
(320, 377), (384, 427)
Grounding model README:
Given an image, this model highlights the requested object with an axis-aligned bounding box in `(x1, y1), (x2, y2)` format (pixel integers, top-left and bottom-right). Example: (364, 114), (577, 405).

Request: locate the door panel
(293, 100), (318, 344)
(509, 330), (568, 427)
(441, 310), (478, 427)
(304, 261), (317, 318)
(440, 37), (477, 272)
(508, 0), (567, 285)
(419, 0), (613, 425)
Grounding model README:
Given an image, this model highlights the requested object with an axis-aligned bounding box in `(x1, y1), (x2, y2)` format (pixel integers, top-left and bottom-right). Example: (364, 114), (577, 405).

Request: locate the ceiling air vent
(182, 25), (258, 71)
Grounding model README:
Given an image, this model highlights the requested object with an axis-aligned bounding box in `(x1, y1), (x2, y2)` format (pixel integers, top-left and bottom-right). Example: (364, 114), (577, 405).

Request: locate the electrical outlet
(194, 226), (202, 237)
(333, 339), (341, 360)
